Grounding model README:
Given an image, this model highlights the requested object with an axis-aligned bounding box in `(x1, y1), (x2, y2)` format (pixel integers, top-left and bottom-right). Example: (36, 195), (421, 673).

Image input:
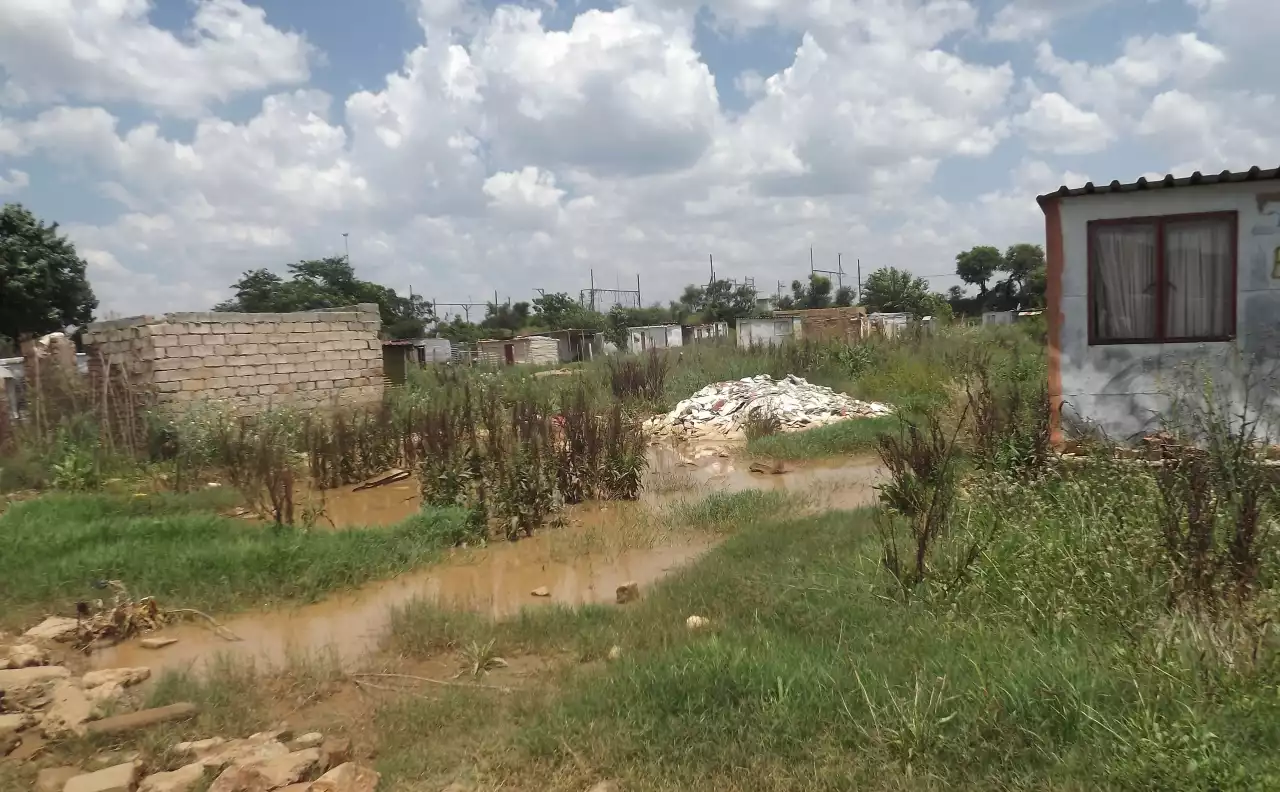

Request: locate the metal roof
(1036, 166), (1280, 205)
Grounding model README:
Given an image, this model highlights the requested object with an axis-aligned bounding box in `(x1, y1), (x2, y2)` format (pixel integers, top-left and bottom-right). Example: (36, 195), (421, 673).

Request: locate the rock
(685, 615), (710, 630)
(1, 732), (18, 756)
(91, 751), (141, 769)
(63, 762), (140, 792)
(530, 586), (550, 598)
(140, 638), (179, 650)
(87, 703), (199, 735)
(288, 732), (324, 751)
(139, 762), (208, 792)
(36, 766), (81, 792)
(0, 712), (33, 738)
(0, 664), (70, 692)
(311, 762), (380, 792)
(86, 681), (127, 706)
(42, 680), (94, 737)
(318, 737), (352, 772)
(606, 645), (623, 662)
(276, 786), (312, 792)
(24, 617), (80, 642)
(207, 748), (320, 792)
(586, 783), (620, 792)
(615, 581), (639, 604)
(82, 667), (151, 689)
(7, 643), (48, 668)
(196, 738), (289, 770)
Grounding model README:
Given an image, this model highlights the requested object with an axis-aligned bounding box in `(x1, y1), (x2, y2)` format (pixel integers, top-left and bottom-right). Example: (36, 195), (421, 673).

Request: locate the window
(1088, 212), (1236, 344)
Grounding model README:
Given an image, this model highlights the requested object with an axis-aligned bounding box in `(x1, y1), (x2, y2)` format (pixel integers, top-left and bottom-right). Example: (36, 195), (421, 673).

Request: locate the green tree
(786, 273), (833, 309)
(954, 245), (1002, 300)
(480, 301), (531, 335)
(530, 292), (605, 331)
(1001, 243), (1046, 309)
(834, 286), (854, 307)
(217, 256), (433, 338)
(678, 279), (758, 323)
(0, 203), (98, 345)
(859, 267), (930, 314)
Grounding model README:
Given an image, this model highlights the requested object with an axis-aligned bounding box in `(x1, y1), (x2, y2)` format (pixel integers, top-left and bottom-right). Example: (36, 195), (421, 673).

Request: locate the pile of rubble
(646, 375), (893, 440)
(31, 729), (373, 792)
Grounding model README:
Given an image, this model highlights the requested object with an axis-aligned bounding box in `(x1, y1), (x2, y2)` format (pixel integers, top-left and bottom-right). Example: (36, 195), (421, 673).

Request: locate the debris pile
(646, 375), (892, 440)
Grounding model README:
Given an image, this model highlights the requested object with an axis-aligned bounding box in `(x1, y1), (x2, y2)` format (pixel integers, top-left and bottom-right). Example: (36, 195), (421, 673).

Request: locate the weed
(746, 416), (897, 460)
(742, 411), (781, 442)
(459, 638), (509, 678)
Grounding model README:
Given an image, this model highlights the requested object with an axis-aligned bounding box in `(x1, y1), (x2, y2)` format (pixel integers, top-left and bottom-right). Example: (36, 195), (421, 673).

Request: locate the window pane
(1090, 224), (1158, 341)
(1165, 217), (1233, 339)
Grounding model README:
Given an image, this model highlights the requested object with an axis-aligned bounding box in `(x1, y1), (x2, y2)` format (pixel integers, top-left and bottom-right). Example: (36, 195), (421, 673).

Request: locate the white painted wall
(1056, 181), (1280, 440)
(737, 317), (802, 347)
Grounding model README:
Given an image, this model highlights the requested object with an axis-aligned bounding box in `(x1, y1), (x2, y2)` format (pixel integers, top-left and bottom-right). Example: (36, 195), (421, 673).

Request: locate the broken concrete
(646, 374), (892, 440)
(207, 748), (320, 792)
(318, 737), (351, 772)
(23, 616), (80, 642)
(82, 667), (152, 689)
(36, 766), (81, 792)
(42, 680), (95, 737)
(6, 643), (48, 668)
(63, 761), (140, 792)
(140, 637), (179, 650)
(0, 712), (33, 738)
(287, 732), (324, 751)
(310, 763), (380, 792)
(87, 702), (199, 735)
(138, 762), (208, 792)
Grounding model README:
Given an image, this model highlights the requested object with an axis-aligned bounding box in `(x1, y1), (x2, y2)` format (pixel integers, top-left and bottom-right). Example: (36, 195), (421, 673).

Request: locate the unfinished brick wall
(82, 304), (385, 412)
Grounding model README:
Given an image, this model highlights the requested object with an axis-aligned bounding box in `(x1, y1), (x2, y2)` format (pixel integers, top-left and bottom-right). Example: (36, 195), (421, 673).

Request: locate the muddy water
(93, 445), (881, 673)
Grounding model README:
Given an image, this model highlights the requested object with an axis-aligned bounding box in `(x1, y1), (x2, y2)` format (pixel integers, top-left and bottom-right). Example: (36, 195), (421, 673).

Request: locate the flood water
(91, 443), (883, 673)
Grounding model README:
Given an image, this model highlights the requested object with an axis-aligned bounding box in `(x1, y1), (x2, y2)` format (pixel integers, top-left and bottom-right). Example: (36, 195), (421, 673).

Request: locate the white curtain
(1165, 218), (1233, 339)
(1092, 224), (1158, 341)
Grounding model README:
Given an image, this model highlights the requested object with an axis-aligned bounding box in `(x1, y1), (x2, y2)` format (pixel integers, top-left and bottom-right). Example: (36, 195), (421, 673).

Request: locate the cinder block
(179, 334), (200, 346)
(208, 377), (227, 389)
(245, 354), (267, 366)
(233, 323), (252, 334)
(251, 374), (269, 386)
(205, 334), (226, 345)
(261, 384), (278, 395)
(317, 380), (333, 389)
(181, 379), (203, 391)
(269, 373), (289, 385)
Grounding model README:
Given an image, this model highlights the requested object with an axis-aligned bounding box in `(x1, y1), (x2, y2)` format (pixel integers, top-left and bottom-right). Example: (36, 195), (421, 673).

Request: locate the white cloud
(0, 0), (312, 116)
(1015, 91), (1114, 154)
(0, 168), (28, 195)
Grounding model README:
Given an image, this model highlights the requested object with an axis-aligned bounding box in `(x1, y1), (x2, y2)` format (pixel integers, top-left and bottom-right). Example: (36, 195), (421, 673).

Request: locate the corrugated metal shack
(737, 316), (803, 347)
(477, 335), (561, 366)
(772, 306), (868, 343)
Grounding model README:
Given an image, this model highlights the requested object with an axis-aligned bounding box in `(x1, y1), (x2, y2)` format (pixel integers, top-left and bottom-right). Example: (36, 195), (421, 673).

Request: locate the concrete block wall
(83, 304), (385, 411)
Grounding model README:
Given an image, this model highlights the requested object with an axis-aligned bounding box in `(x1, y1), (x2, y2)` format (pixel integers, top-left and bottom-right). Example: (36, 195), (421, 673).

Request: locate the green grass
(366, 468), (1280, 792)
(0, 490), (470, 630)
(746, 416), (898, 459)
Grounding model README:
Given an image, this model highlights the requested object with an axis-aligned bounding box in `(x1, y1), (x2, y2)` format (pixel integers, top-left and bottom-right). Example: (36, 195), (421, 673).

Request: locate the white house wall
(1057, 181), (1280, 441)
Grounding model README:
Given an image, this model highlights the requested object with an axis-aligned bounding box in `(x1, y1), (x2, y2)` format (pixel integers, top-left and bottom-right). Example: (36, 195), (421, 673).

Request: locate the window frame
(1086, 210), (1238, 346)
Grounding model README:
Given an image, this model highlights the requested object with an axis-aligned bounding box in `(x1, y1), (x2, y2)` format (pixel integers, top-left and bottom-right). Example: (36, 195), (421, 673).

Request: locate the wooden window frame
(1087, 210), (1238, 346)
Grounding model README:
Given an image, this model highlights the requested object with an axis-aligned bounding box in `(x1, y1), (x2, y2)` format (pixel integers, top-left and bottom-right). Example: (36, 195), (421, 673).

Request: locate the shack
(536, 329), (607, 362)
(737, 316), (803, 347)
(382, 338), (452, 384)
(772, 306), (868, 343)
(626, 325), (682, 352)
(682, 322), (729, 345)
(1038, 165), (1280, 442)
(476, 335), (561, 366)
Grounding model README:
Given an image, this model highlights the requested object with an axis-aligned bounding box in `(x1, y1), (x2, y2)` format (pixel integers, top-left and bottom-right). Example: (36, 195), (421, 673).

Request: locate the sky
(0, 0), (1275, 322)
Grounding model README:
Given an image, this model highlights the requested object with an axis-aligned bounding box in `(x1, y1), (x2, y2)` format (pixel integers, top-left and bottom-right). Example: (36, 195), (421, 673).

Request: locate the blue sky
(0, 0), (1274, 317)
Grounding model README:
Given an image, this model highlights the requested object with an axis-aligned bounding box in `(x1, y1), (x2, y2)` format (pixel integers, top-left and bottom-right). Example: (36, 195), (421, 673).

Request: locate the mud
(93, 445), (881, 674)
(90, 515), (712, 673)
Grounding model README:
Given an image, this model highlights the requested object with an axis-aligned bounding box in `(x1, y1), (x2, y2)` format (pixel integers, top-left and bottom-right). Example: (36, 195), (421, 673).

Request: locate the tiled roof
(1036, 166), (1280, 205)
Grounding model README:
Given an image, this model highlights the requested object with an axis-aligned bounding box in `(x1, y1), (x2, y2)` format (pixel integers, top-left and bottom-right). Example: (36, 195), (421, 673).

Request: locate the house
(868, 312), (913, 338)
(476, 335), (561, 366)
(681, 322), (729, 345)
(1038, 166), (1280, 443)
(626, 325), (682, 352)
(382, 338), (452, 384)
(773, 306), (868, 343)
(737, 316), (803, 347)
(982, 310), (1016, 326)
(535, 329), (608, 362)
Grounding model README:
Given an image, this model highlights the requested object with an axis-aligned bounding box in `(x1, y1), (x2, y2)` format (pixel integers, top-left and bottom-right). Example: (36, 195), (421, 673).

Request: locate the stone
(36, 766), (81, 792)
(318, 737), (352, 771)
(63, 762), (140, 792)
(207, 748), (320, 792)
(139, 762), (207, 792)
(615, 581), (639, 604)
(276, 786), (312, 792)
(685, 615), (710, 630)
(310, 763), (380, 792)
(86, 681), (126, 706)
(0, 664), (70, 692)
(42, 680), (95, 737)
(287, 732), (324, 751)
(195, 737), (289, 770)
(606, 645), (623, 662)
(140, 638), (179, 650)
(173, 737), (226, 756)
(1, 732), (18, 756)
(82, 667), (151, 689)
(586, 783), (620, 792)
(24, 617), (80, 642)
(7, 643), (49, 667)
(88, 703), (199, 735)
(0, 712), (33, 737)
(530, 586), (550, 598)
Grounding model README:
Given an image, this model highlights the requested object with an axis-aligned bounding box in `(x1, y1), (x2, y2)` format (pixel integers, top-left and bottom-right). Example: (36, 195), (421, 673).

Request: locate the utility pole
(636, 274), (641, 306)
(857, 258), (863, 303)
(342, 232), (350, 263)
(708, 253), (715, 285)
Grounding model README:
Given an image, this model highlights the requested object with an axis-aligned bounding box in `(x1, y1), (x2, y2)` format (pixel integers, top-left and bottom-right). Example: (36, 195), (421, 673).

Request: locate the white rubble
(646, 375), (892, 440)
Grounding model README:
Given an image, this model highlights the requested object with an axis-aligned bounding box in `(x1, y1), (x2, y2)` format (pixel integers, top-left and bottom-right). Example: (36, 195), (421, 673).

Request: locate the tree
(859, 267), (931, 314)
(677, 279), (758, 323)
(480, 301), (531, 335)
(1001, 243), (1046, 309)
(217, 256), (433, 338)
(834, 286), (854, 307)
(0, 203), (98, 345)
(530, 292), (605, 331)
(954, 245), (1001, 299)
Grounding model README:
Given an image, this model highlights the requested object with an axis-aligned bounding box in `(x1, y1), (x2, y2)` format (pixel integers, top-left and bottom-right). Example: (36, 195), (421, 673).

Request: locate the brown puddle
(94, 444), (882, 674)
